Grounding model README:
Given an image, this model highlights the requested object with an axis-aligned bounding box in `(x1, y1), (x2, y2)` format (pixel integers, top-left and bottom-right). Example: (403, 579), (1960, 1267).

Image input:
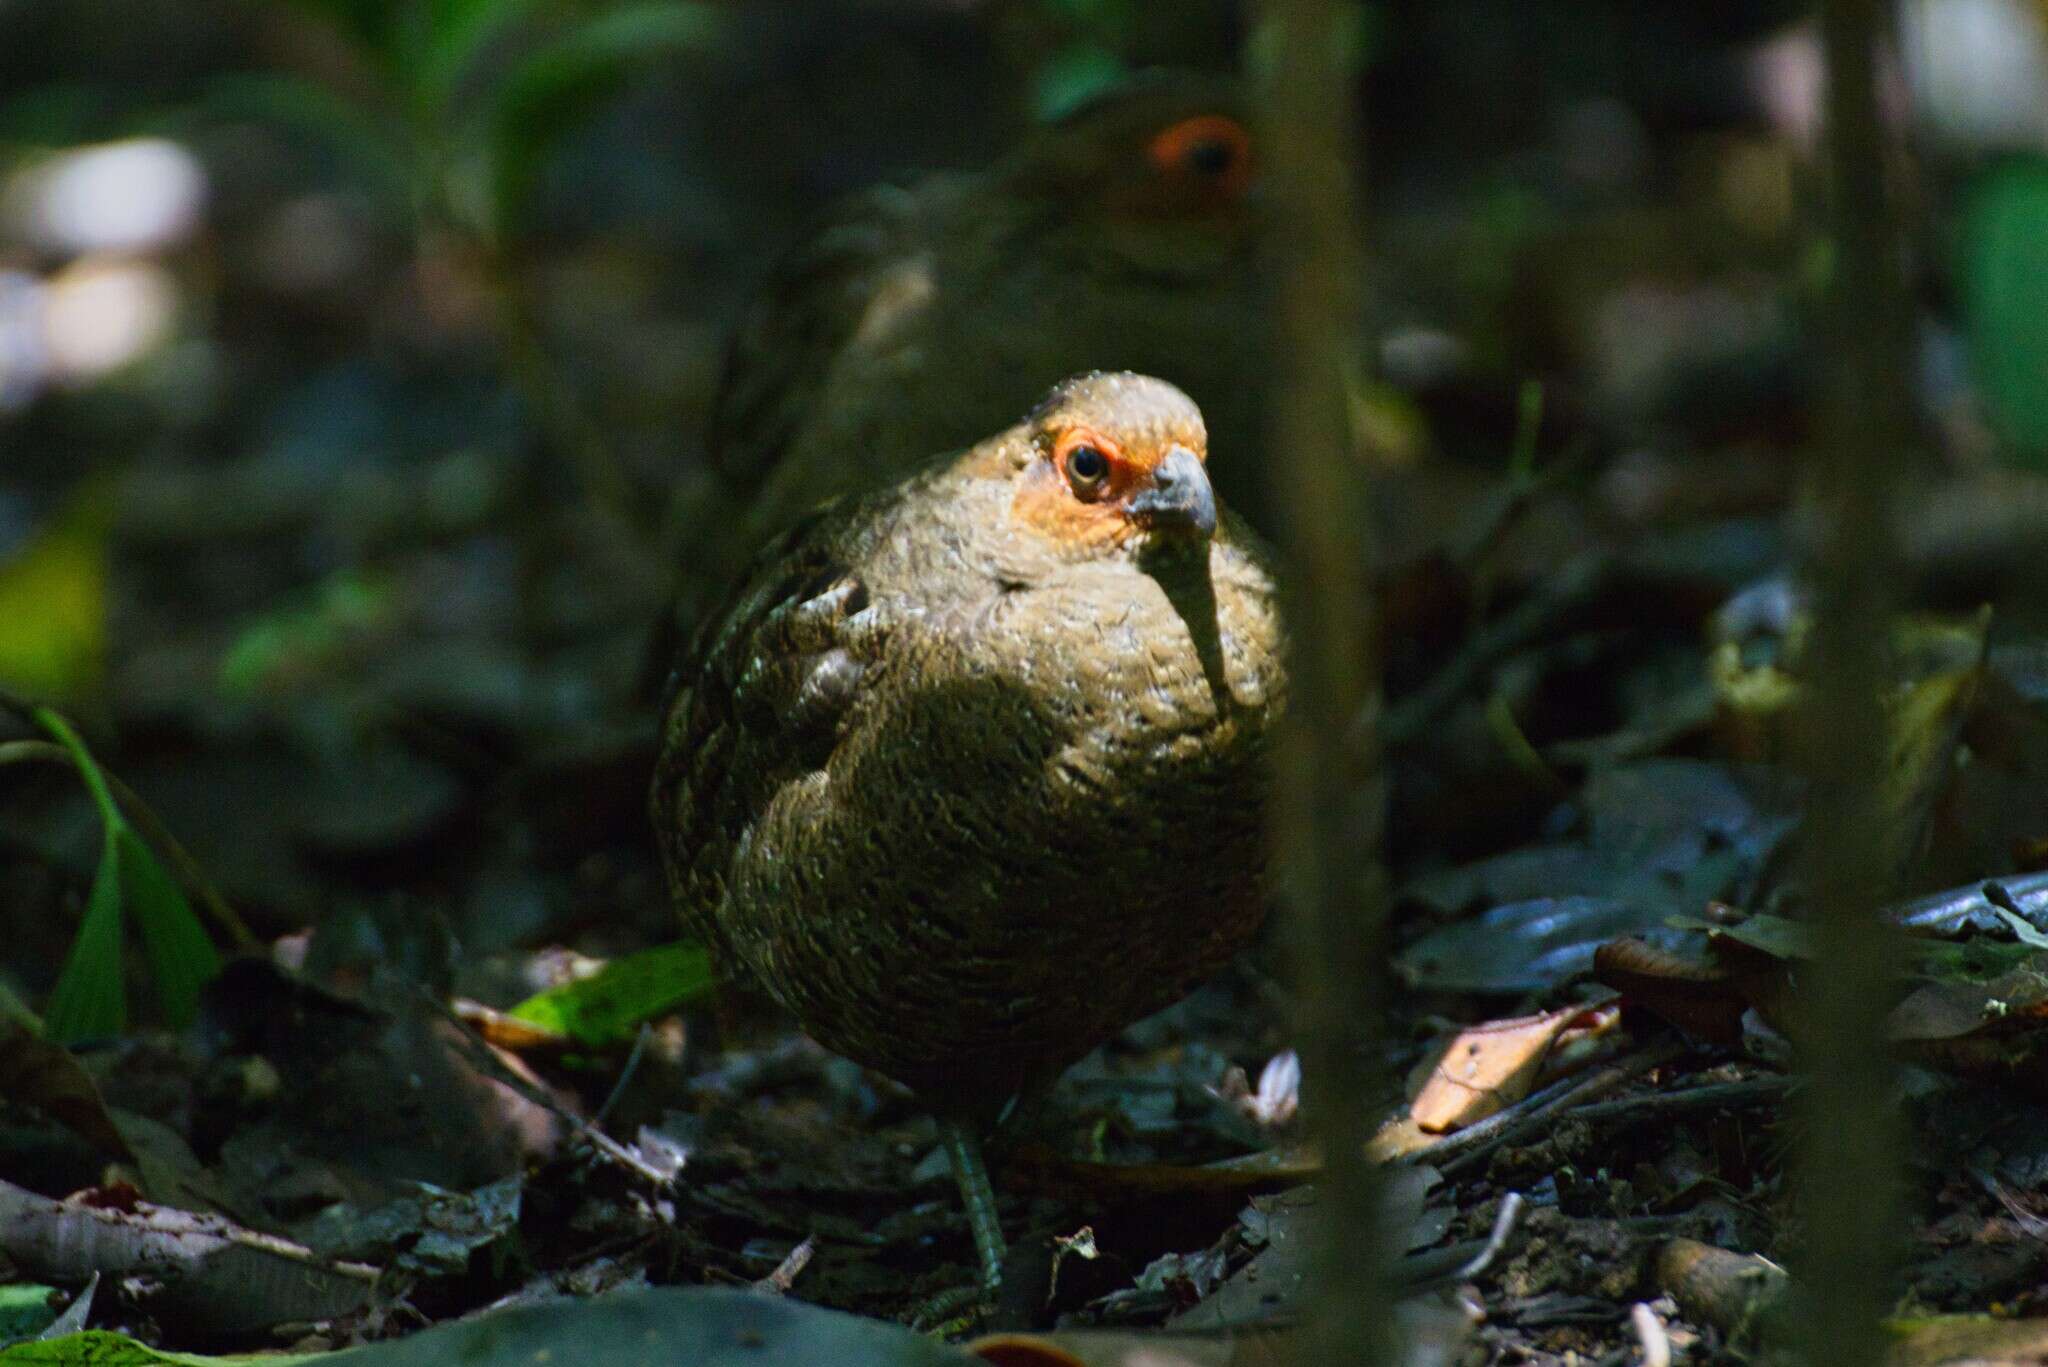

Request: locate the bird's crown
(1027, 371), (1208, 462)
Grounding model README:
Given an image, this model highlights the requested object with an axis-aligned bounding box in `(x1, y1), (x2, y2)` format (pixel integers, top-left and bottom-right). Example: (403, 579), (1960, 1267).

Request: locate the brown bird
(656, 72), (1269, 659)
(651, 372), (1285, 1296)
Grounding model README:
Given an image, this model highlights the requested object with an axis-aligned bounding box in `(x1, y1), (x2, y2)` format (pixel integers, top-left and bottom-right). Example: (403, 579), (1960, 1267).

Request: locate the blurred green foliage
(0, 482), (111, 705)
(1962, 157), (2048, 466)
(257, 0), (730, 239)
(217, 572), (393, 698)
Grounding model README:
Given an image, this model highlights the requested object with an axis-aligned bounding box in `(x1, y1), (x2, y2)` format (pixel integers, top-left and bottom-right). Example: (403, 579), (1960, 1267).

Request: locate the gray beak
(1125, 445), (1217, 539)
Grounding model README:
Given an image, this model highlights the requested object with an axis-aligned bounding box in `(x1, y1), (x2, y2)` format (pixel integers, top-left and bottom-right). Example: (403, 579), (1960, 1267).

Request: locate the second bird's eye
(1184, 139), (1234, 176)
(1146, 115), (1253, 197)
(1067, 445), (1110, 487)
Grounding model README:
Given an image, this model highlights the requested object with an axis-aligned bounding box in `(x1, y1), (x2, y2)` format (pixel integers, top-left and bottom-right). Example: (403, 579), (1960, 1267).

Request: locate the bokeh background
(5, 0), (2048, 1132)
(13, 0), (2048, 1350)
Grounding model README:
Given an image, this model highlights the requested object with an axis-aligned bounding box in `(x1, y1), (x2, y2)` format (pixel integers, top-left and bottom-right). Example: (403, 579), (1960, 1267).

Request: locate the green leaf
(0, 1285), (60, 1343)
(119, 829), (222, 1028)
(0, 1328), (330, 1364)
(42, 834), (128, 1043)
(1961, 156), (2048, 466)
(507, 942), (713, 1046)
(31, 708), (221, 1034)
(486, 2), (725, 235)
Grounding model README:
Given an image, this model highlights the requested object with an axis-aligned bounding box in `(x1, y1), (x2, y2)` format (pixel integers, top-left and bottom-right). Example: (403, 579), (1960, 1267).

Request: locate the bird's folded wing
(653, 504), (890, 882)
(707, 182), (932, 496)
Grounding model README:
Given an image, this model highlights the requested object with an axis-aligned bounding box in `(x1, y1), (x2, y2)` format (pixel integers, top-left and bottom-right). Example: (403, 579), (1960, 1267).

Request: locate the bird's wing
(652, 505), (883, 930)
(706, 181), (935, 496)
(657, 498), (856, 717)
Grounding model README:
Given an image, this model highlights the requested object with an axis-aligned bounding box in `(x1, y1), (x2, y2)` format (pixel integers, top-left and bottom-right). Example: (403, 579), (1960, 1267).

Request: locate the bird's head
(1003, 372), (1218, 557)
(1004, 73), (1257, 277)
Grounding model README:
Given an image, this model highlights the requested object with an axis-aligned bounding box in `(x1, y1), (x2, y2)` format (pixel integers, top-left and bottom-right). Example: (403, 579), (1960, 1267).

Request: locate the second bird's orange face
(1145, 114), (1255, 209)
(1094, 111), (1256, 224)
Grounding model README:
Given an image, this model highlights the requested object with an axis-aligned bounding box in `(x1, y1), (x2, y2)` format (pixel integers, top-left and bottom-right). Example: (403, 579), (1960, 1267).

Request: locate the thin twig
(1452, 1191), (1525, 1282)
(1392, 1189), (1528, 1290)
(1407, 1070), (1592, 1168)
(1568, 1076), (1793, 1127)
(484, 243), (645, 539)
(750, 1235), (815, 1295)
(593, 1022), (652, 1129)
(418, 987), (675, 1188)
(1433, 1041), (1685, 1179)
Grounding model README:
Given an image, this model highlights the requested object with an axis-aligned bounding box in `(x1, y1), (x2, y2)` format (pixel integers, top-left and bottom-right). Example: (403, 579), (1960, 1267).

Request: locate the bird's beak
(1125, 445), (1217, 540)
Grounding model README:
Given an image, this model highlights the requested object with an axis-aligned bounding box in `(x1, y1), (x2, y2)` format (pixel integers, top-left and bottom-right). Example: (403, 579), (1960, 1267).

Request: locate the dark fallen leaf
(300, 1176), (523, 1277)
(317, 1285), (969, 1366)
(1400, 845), (1614, 916)
(0, 1022), (134, 1159)
(1577, 759), (1799, 904)
(1398, 897), (1690, 994)
(1891, 870), (2048, 938)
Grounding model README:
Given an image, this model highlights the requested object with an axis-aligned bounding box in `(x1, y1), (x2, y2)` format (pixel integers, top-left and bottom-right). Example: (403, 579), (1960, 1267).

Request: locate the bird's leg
(937, 1114), (1006, 1291)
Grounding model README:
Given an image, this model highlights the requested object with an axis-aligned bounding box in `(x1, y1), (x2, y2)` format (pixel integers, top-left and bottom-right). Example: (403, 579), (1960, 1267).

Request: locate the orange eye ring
(1146, 114), (1253, 198)
(1055, 427), (1123, 500)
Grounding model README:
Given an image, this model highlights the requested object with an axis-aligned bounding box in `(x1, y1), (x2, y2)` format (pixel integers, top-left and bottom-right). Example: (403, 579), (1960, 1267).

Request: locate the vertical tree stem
(1797, 0), (1913, 1358)
(1259, 2), (1392, 1363)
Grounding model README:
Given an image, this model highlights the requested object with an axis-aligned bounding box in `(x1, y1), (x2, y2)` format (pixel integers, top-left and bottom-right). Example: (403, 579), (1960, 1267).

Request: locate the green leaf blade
(118, 829), (221, 1029)
(507, 941), (712, 1046)
(43, 836), (128, 1043)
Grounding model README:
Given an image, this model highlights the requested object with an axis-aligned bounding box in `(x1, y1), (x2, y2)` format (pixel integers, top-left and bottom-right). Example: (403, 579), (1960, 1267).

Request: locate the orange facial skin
(1010, 423), (1200, 550)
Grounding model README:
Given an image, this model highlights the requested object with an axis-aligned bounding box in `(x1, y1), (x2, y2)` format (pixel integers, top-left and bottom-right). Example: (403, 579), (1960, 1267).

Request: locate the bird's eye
(1067, 445), (1109, 487)
(1146, 115), (1252, 195)
(1183, 138), (1234, 176)
(1054, 429), (1121, 500)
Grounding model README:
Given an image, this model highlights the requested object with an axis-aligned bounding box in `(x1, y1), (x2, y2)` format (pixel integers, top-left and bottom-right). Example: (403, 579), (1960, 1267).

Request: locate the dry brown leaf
(1408, 1003), (1619, 1133)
